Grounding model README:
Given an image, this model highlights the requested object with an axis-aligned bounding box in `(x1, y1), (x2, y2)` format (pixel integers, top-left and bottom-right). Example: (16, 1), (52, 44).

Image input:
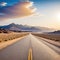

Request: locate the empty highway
(0, 34), (60, 60)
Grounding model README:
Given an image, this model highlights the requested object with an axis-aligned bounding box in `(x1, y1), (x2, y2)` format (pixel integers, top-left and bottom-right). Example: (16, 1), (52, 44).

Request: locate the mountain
(48, 30), (60, 34)
(0, 23), (54, 32)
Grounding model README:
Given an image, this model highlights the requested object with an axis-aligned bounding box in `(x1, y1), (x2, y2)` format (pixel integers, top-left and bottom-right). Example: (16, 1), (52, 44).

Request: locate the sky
(0, 0), (60, 30)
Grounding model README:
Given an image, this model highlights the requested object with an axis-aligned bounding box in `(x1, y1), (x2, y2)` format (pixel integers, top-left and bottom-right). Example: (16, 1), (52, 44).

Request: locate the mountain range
(0, 23), (54, 32)
(48, 30), (60, 34)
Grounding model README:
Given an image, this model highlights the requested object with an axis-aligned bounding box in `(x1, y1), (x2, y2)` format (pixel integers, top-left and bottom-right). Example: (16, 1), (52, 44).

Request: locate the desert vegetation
(0, 32), (28, 43)
(33, 33), (60, 42)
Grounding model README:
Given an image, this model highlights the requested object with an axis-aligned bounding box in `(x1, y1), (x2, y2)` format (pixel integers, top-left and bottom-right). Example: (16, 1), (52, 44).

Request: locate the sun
(56, 13), (60, 20)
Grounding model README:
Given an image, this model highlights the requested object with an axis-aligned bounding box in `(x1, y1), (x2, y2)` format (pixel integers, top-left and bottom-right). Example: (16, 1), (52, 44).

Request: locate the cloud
(0, 2), (36, 20)
(0, 2), (7, 6)
(32, 12), (45, 17)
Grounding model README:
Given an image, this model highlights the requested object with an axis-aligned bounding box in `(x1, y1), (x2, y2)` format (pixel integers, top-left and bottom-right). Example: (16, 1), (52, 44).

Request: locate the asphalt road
(0, 34), (60, 60)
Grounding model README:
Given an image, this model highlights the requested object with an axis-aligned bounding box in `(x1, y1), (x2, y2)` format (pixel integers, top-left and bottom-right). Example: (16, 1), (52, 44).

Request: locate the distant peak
(10, 23), (15, 25)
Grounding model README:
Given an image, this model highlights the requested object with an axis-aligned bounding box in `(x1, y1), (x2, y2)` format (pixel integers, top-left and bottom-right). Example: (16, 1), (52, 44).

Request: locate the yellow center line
(28, 48), (32, 60)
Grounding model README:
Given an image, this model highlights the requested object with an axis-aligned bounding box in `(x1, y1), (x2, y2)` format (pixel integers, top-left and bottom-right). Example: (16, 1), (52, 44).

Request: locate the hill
(48, 30), (60, 34)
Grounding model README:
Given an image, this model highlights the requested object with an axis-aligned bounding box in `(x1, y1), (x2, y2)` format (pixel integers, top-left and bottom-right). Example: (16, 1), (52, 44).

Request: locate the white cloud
(0, 2), (7, 6)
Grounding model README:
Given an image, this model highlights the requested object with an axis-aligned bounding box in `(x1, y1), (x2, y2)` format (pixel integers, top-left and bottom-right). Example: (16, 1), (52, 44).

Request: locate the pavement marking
(28, 48), (32, 60)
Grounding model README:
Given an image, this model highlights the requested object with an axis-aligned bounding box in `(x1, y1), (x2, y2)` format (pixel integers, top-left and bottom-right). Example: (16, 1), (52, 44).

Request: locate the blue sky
(0, 0), (60, 6)
(0, 0), (60, 30)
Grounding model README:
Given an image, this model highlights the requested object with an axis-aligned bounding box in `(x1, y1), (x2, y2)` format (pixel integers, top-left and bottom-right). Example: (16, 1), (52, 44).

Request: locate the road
(0, 34), (60, 60)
